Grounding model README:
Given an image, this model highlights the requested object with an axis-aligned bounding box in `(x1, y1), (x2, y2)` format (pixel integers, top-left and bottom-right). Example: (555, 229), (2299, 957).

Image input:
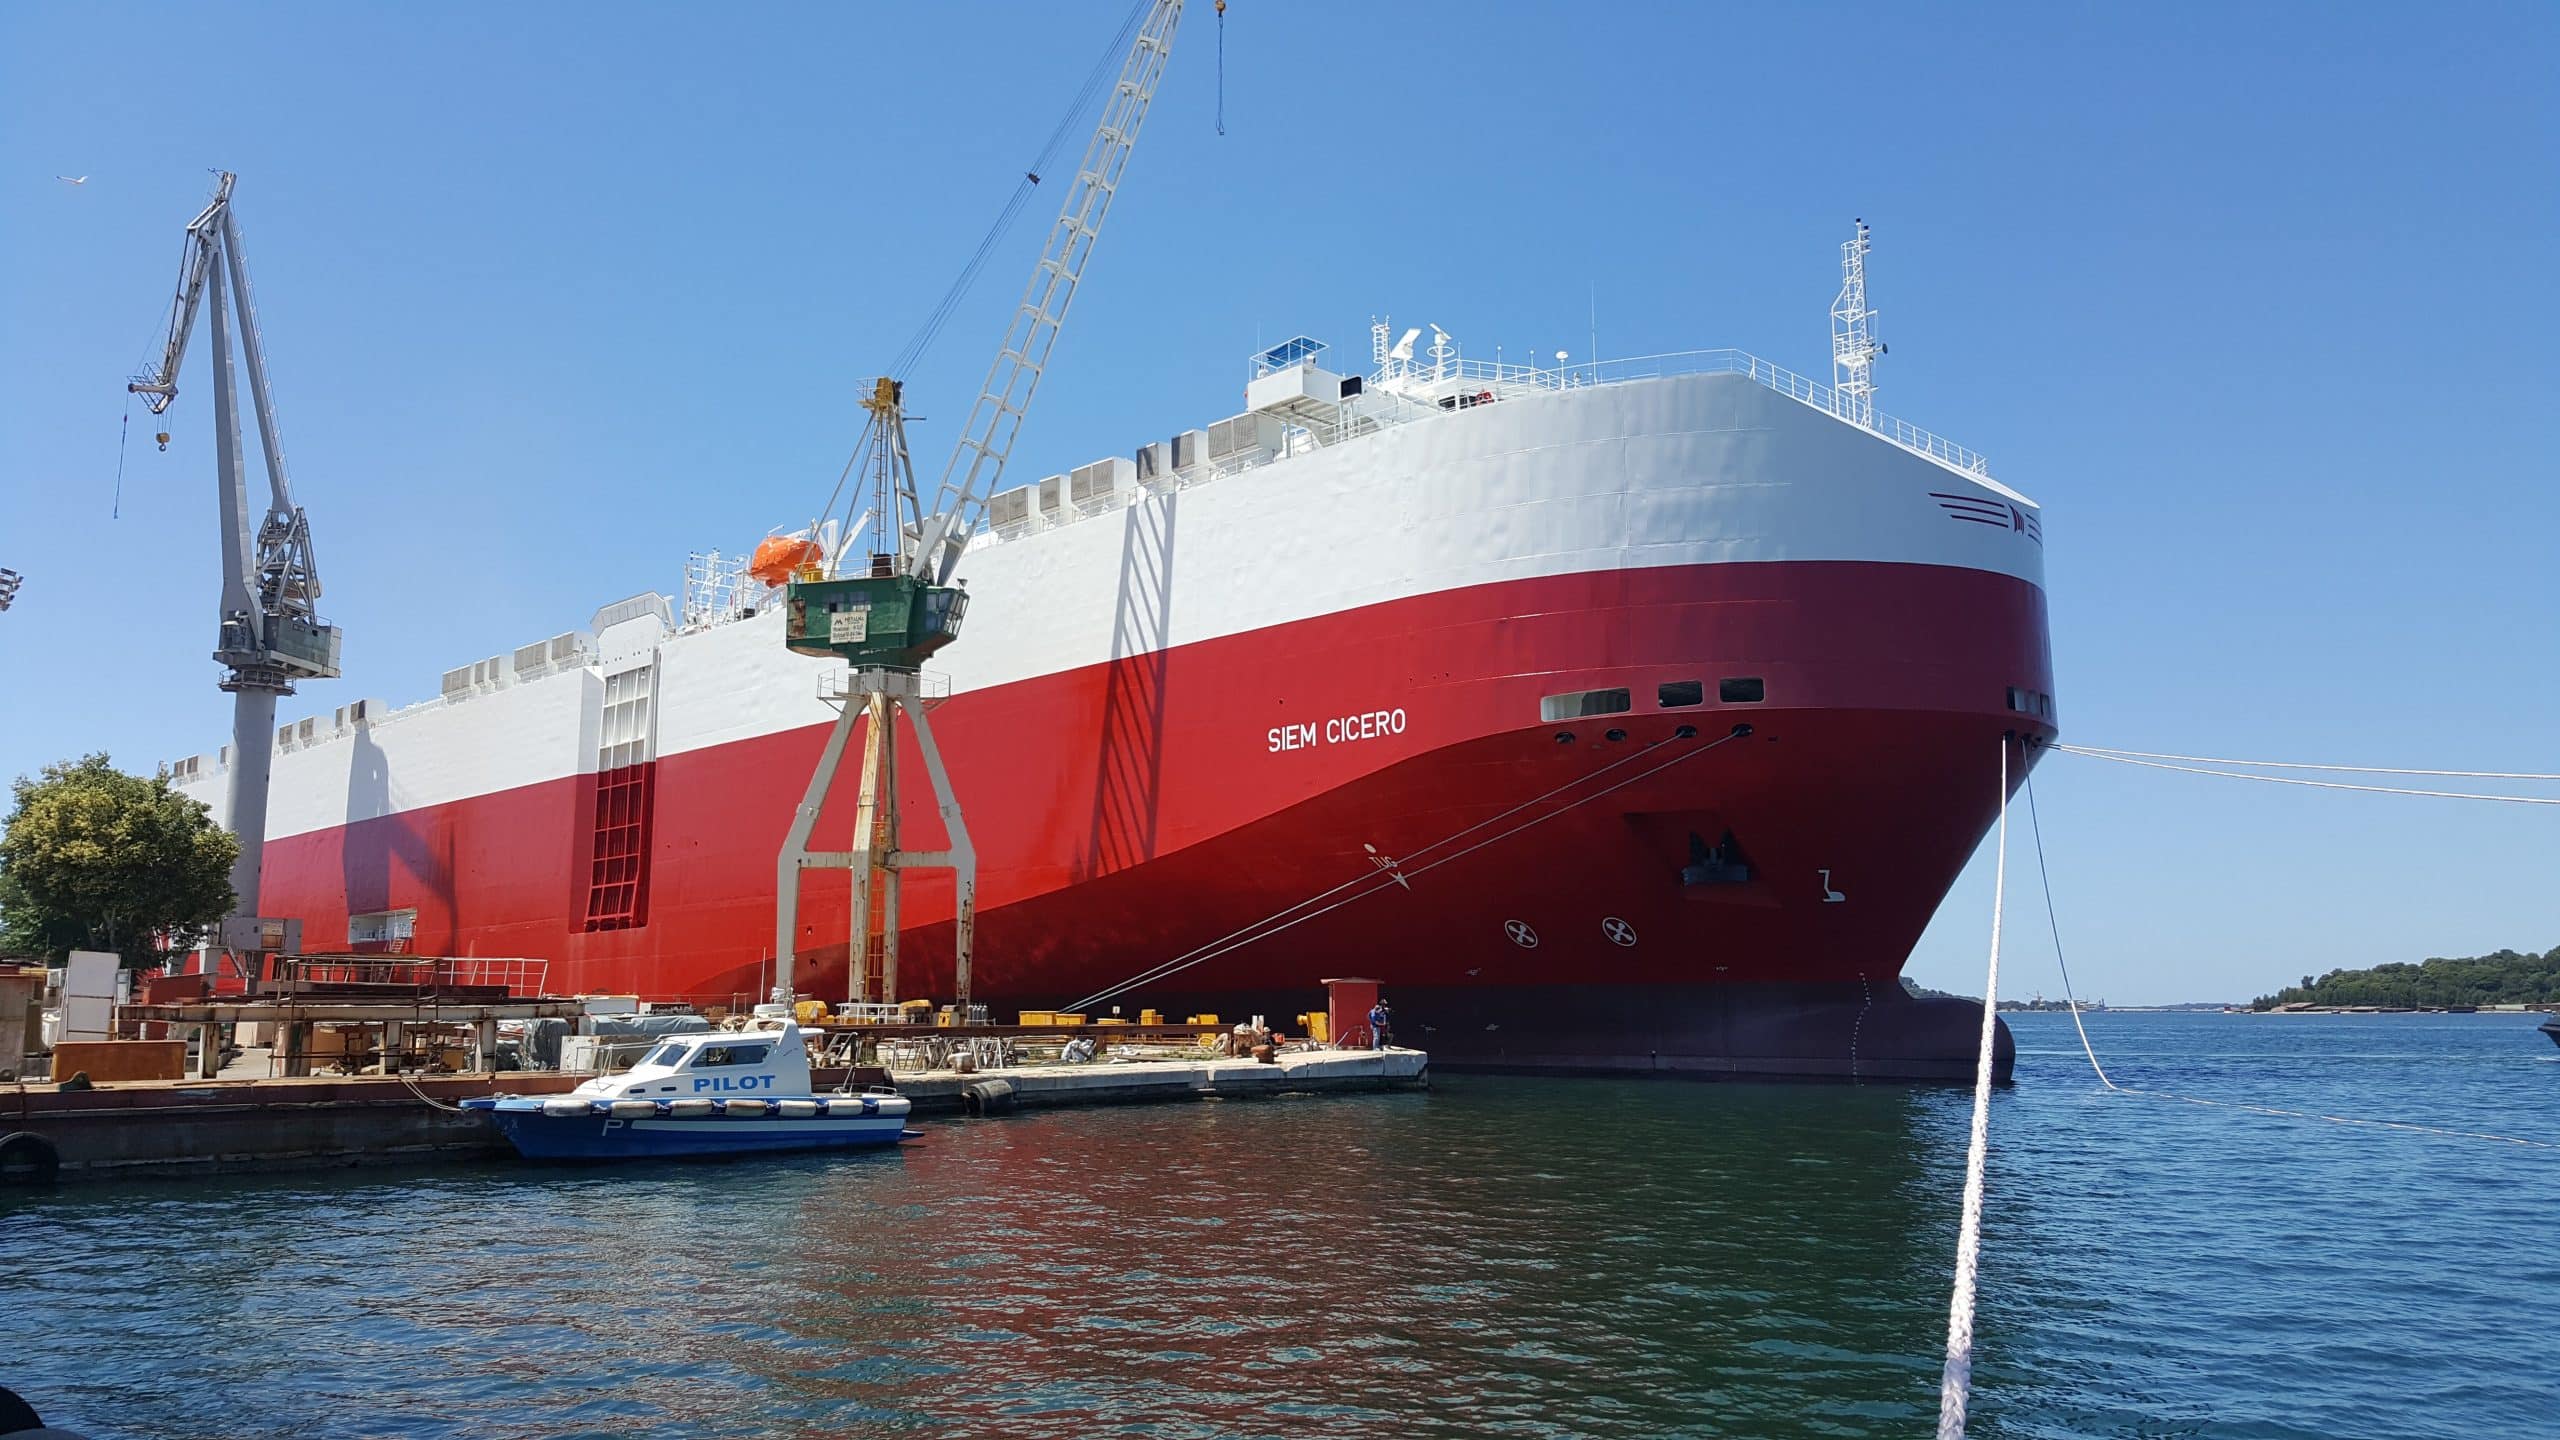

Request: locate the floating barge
(1, 1046), (1427, 1185)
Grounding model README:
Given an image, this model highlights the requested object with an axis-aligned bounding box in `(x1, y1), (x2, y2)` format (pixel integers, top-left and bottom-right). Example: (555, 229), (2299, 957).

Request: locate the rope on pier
(1935, 734), (2012, 1439)
(398, 1070), (468, 1113)
(2024, 768), (2560, 1152)
(2052, 745), (2560, 805)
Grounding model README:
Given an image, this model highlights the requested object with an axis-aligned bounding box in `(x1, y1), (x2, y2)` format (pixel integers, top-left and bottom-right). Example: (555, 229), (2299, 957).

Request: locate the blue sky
(2, 3), (2552, 1004)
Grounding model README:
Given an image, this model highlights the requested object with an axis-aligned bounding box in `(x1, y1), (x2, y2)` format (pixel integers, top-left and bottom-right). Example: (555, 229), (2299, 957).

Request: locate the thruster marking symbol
(1602, 916), (1638, 947)
(1504, 920), (1540, 948)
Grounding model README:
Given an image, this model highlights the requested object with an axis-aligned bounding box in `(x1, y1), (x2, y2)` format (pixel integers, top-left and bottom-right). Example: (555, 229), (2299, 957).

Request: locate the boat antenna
(1830, 218), (1884, 428)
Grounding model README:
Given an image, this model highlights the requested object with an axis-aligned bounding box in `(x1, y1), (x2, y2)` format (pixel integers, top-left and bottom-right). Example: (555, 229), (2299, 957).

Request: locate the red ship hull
(253, 557), (2051, 1079)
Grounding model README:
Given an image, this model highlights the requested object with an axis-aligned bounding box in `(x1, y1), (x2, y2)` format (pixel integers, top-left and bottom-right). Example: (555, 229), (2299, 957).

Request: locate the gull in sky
(55, 175), (88, 185)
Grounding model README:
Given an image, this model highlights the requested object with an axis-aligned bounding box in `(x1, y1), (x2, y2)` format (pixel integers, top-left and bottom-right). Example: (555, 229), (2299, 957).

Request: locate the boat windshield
(641, 1041), (692, 1069)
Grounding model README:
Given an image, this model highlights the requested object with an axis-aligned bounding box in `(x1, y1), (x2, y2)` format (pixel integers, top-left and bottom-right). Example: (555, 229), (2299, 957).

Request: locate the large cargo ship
(167, 323), (2054, 1082)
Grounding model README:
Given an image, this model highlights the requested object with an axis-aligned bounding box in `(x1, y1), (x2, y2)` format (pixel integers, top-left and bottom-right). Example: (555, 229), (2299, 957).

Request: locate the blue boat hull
(466, 1098), (914, 1161)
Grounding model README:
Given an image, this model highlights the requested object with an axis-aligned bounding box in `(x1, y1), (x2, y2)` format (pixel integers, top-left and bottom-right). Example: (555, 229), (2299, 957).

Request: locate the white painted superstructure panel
(174, 373), (2043, 839)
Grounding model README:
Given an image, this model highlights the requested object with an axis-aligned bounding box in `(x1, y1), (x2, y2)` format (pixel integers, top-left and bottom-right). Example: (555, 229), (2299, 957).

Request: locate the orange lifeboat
(748, 535), (825, 588)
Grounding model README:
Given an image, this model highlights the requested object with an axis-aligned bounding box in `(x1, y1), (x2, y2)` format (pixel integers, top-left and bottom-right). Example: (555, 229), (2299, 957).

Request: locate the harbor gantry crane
(771, 0), (1187, 1015)
(130, 172), (340, 958)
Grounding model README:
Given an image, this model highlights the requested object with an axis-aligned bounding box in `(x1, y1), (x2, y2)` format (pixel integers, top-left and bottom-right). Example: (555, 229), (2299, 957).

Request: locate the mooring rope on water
(1935, 734), (2012, 1439)
(2024, 766), (2560, 1151)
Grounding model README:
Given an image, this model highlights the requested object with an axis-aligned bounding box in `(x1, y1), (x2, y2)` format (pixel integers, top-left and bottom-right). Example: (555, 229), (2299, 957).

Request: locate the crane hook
(156, 431), (172, 452)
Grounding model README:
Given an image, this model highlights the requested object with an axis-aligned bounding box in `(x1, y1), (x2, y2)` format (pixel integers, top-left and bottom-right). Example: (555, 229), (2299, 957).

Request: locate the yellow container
(1051, 1012), (1086, 1027)
(1097, 1017), (1129, 1026)
(1187, 1013), (1220, 1026)
(1303, 1013), (1330, 1044)
(1139, 1008), (1163, 1026)
(794, 999), (831, 1025)
(1017, 1010), (1054, 1027)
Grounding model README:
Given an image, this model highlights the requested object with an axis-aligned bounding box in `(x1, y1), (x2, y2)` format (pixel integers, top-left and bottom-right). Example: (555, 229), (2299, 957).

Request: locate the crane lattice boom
(913, 0), (1185, 584)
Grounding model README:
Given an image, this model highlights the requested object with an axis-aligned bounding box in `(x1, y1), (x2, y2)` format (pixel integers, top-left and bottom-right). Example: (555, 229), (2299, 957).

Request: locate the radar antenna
(1830, 218), (1884, 428)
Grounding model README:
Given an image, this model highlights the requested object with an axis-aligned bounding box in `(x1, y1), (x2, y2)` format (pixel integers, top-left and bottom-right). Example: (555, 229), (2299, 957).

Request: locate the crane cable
(1216, 0), (1227, 136)
(112, 405), (130, 519)
(883, 0), (1153, 383)
(807, 0), (1154, 554)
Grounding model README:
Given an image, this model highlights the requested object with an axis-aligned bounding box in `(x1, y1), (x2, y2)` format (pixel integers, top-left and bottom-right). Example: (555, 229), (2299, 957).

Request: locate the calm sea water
(5, 1011), (2557, 1439)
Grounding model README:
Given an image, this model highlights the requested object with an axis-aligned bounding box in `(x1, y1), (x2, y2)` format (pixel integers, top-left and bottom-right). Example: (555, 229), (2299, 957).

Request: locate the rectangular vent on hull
(1719, 677), (1766, 704)
(582, 663), (657, 932)
(1658, 680), (1704, 709)
(584, 762), (655, 931)
(2006, 686), (2056, 721)
(988, 487), (1037, 538)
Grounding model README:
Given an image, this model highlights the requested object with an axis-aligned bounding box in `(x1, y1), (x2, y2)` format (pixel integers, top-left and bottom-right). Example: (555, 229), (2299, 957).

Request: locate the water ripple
(3, 1013), (2556, 1437)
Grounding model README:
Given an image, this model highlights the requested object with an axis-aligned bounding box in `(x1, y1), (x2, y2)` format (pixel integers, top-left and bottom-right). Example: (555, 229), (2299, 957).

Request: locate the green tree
(0, 754), (238, 967)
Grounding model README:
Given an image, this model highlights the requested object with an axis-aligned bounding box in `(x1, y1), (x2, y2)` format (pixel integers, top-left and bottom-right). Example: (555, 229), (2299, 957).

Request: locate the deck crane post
(772, 0), (1187, 1015)
(129, 171), (341, 974)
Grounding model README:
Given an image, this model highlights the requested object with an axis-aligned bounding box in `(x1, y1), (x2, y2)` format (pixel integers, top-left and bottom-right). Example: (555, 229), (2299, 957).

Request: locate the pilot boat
(464, 1020), (914, 1159)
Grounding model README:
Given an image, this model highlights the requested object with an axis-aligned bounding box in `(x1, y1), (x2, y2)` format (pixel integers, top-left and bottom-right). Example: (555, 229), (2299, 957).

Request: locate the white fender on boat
(667, 1098), (715, 1117)
(608, 1100), (657, 1120)
(777, 1099), (821, 1118)
(541, 1097), (590, 1117)
(823, 1097), (874, 1117)
(722, 1098), (770, 1116)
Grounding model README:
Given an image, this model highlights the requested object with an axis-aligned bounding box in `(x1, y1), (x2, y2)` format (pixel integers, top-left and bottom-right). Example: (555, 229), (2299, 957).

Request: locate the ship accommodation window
(1539, 687), (1632, 722)
(1658, 680), (1704, 709)
(347, 908), (417, 953)
(1718, 677), (1766, 704)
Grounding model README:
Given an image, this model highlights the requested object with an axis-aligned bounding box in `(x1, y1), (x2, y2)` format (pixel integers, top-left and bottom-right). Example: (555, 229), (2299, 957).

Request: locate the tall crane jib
(772, 0), (1189, 1014)
(128, 171), (339, 941)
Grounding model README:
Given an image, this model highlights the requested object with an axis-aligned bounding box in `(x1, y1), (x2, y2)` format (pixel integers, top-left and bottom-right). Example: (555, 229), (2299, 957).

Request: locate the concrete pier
(0, 1047), (1427, 1185)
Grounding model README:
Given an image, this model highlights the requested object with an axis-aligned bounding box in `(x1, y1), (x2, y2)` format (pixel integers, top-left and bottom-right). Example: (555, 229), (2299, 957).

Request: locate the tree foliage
(0, 754), (238, 966)
(2250, 946), (2560, 1010)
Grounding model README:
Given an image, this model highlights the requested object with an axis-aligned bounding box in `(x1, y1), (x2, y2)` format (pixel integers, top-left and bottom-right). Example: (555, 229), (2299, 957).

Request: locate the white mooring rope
(1060, 725), (1751, 1015)
(2059, 744), (2560, 781)
(2053, 745), (2560, 805)
(1937, 734), (2011, 1439)
(2023, 767), (2560, 1151)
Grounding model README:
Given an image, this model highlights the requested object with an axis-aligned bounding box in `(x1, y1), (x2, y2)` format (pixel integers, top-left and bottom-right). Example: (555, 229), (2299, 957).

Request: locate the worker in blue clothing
(1367, 998), (1394, 1050)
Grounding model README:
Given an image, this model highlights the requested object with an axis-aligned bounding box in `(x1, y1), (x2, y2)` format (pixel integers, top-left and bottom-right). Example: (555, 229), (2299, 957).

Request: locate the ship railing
(816, 668), (953, 707)
(1382, 348), (1994, 478)
(950, 347), (1994, 548)
(273, 955), (549, 997)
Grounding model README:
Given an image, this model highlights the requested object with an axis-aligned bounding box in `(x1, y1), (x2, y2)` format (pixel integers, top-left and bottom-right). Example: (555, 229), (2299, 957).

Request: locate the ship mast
(771, 0), (1189, 1015)
(1830, 218), (1884, 429)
